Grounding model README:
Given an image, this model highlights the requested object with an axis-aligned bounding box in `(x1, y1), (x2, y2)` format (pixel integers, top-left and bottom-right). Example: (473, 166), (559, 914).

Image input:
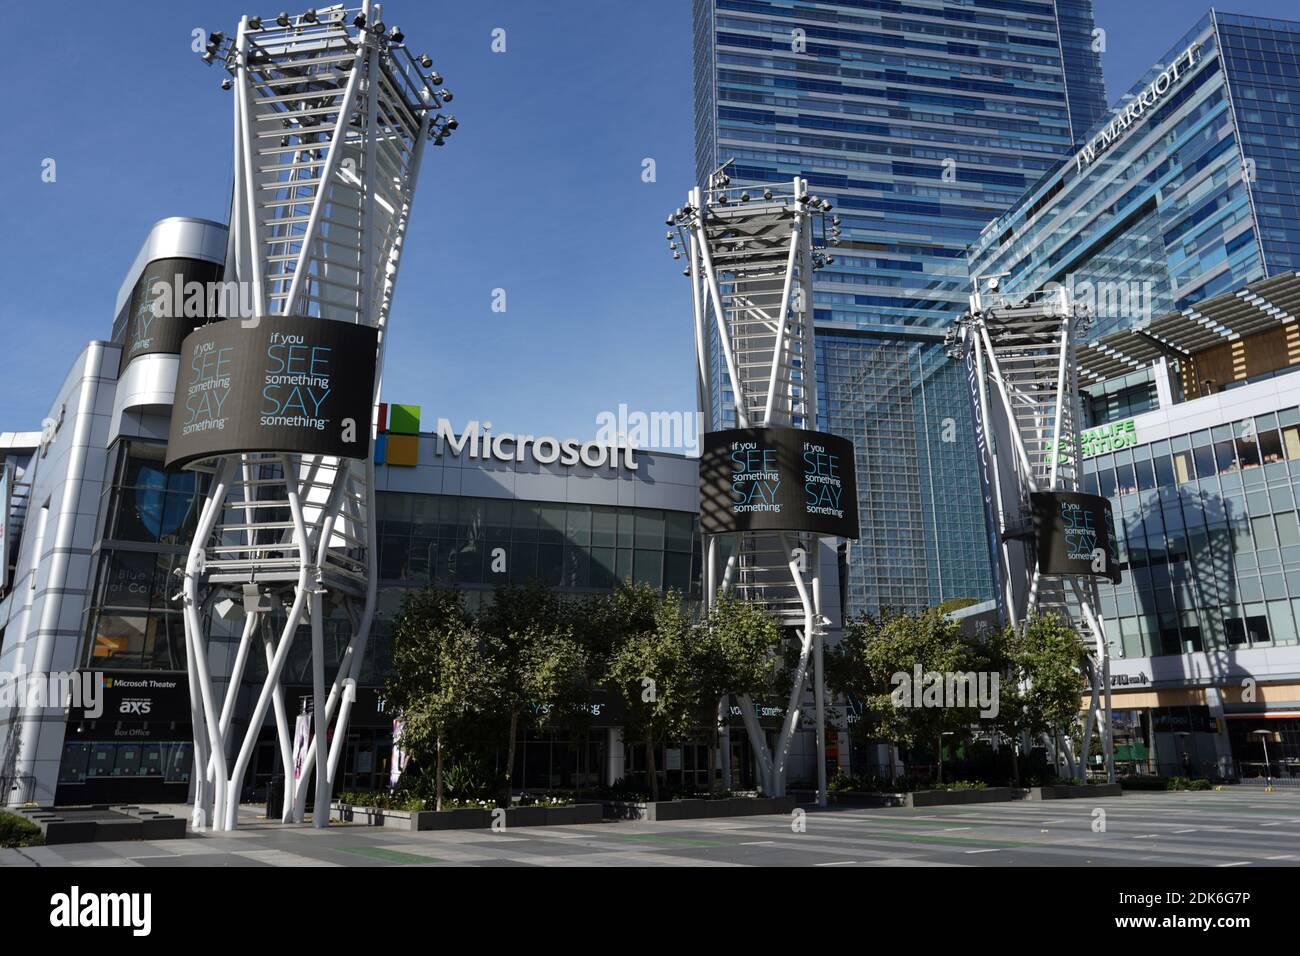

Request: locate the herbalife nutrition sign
(1074, 43), (1201, 175)
(1081, 419), (1138, 458)
(1048, 419), (1138, 465)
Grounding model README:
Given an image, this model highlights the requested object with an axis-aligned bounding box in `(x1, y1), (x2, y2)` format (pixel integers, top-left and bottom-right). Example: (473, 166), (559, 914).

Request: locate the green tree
(692, 594), (782, 791)
(605, 589), (695, 801)
(995, 613), (1087, 783)
(479, 585), (589, 801)
(827, 610), (985, 783)
(385, 588), (491, 810)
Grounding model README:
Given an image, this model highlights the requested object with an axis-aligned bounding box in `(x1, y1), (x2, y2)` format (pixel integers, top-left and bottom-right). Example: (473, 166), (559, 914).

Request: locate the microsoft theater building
(0, 218), (840, 808)
(968, 12), (1300, 780)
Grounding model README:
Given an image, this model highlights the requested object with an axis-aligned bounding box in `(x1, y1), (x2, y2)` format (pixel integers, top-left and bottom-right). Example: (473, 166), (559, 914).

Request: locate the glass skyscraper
(969, 11), (1300, 418)
(964, 11), (1300, 778)
(691, 0), (1108, 615)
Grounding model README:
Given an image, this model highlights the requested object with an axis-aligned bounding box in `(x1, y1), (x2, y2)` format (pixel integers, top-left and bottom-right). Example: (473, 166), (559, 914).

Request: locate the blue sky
(1, 0), (1296, 439)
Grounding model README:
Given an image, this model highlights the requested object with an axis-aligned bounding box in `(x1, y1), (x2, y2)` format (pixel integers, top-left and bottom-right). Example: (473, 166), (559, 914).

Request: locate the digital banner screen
(119, 257), (225, 375)
(1031, 491), (1121, 584)
(165, 314), (378, 468)
(699, 426), (859, 538)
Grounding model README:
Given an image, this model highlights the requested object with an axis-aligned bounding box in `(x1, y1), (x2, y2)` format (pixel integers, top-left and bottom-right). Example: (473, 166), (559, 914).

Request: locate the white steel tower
(668, 168), (841, 801)
(950, 281), (1117, 783)
(177, 3), (456, 830)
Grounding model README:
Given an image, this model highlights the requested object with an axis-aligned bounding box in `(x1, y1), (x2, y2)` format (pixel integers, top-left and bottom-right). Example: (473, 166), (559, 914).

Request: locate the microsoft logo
(375, 403), (421, 466)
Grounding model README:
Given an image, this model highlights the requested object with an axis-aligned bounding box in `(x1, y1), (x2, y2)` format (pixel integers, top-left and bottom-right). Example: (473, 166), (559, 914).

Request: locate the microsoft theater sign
(1074, 42), (1200, 175)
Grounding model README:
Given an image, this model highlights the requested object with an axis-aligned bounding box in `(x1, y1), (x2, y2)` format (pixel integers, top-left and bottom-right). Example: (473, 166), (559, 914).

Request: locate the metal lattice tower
(180, 3), (455, 831)
(668, 169), (838, 800)
(951, 281), (1116, 783)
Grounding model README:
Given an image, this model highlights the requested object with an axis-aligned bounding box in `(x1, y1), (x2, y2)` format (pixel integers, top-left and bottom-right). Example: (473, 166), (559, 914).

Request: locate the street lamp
(1250, 729), (1274, 788)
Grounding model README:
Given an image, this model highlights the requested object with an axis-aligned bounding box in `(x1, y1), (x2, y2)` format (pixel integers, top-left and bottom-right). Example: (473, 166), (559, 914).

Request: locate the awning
(1224, 711), (1300, 720)
(1076, 271), (1300, 386)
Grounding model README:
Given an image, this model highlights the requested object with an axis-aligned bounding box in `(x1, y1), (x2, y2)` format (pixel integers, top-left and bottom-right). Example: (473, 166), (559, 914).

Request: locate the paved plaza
(3, 789), (1299, 867)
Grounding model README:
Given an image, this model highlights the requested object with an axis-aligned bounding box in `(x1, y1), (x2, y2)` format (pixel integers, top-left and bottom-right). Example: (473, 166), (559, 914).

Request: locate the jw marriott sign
(1074, 43), (1201, 175)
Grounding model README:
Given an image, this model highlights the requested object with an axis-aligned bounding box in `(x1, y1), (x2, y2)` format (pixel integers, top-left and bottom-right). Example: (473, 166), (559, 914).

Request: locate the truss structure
(181, 3), (454, 830)
(951, 283), (1116, 783)
(668, 170), (837, 800)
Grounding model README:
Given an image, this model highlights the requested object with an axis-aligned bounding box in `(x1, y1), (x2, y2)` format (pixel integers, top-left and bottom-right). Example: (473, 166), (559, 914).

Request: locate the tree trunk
(646, 731), (659, 802)
(504, 709), (518, 806)
(1011, 743), (1021, 787)
(707, 739), (717, 794)
(435, 728), (445, 813)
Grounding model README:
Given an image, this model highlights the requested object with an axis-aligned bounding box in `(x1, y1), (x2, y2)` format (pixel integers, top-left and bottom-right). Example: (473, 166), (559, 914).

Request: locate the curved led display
(119, 257), (225, 375)
(699, 426), (859, 538)
(1031, 491), (1122, 584)
(165, 314), (378, 468)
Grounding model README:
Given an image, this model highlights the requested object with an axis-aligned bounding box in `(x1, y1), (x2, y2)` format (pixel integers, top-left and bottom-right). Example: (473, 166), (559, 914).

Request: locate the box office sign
(1031, 491), (1121, 584)
(699, 426), (859, 538)
(119, 257), (225, 375)
(166, 314), (378, 468)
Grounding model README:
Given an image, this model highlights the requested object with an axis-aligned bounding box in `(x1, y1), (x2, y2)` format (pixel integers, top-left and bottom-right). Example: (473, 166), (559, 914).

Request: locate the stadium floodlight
(669, 169), (842, 807)
(951, 278), (1118, 784)
(174, 4), (456, 833)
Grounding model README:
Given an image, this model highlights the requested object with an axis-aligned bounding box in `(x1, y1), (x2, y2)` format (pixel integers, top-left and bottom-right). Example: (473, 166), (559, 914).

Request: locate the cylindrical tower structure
(669, 169), (855, 802)
(171, 3), (456, 830)
(951, 280), (1119, 782)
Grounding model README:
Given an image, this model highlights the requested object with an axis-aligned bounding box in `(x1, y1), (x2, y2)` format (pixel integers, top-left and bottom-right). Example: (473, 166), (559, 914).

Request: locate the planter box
(10, 805), (186, 845)
(1030, 783), (1123, 800)
(905, 787), (1015, 807)
(602, 796), (798, 821)
(505, 806), (547, 827)
(331, 804), (418, 829)
(833, 788), (1017, 808)
(330, 802), (600, 831)
(416, 808), (492, 831)
(545, 804), (603, 826)
(831, 791), (907, 808)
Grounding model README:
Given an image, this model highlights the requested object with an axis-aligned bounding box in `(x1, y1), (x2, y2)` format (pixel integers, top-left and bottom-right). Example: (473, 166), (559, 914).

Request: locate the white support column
(182, 459), (233, 831)
(812, 614), (827, 806)
(605, 727), (624, 786)
(310, 586), (329, 827)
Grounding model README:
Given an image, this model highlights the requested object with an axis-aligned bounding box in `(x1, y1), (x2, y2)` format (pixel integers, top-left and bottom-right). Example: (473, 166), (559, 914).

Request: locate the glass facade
(816, 330), (993, 612)
(694, 0), (1106, 332)
(375, 492), (702, 601)
(693, 0), (1107, 617)
(84, 440), (204, 671)
(969, 13), (1300, 336)
(1217, 12), (1300, 275)
(1080, 405), (1300, 660)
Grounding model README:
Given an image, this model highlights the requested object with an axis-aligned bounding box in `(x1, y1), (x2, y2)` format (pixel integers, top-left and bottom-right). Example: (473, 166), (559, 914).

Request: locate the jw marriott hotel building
(969, 11), (1300, 780)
